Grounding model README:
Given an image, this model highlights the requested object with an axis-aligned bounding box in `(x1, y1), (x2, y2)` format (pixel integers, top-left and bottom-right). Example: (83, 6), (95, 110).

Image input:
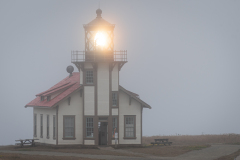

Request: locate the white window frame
(112, 92), (118, 107)
(53, 115), (56, 139)
(40, 114), (43, 138)
(34, 114), (37, 137)
(47, 115), (49, 138)
(112, 117), (118, 138)
(86, 117), (94, 138)
(124, 115), (136, 138)
(63, 115), (75, 139)
(86, 70), (94, 84)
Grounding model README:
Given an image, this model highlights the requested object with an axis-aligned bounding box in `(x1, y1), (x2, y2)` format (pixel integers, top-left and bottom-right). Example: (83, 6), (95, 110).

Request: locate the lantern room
(71, 9), (127, 65)
(84, 9), (114, 52)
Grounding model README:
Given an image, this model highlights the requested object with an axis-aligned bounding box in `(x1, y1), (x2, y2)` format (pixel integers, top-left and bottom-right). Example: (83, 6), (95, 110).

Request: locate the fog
(0, 0), (240, 145)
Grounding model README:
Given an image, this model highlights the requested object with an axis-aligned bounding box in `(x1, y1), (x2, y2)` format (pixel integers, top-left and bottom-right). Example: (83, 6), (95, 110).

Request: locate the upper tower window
(112, 92), (118, 107)
(86, 70), (94, 84)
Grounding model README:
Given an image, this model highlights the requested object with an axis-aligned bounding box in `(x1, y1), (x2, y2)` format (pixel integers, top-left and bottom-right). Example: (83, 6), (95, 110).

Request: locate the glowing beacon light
(94, 32), (107, 47)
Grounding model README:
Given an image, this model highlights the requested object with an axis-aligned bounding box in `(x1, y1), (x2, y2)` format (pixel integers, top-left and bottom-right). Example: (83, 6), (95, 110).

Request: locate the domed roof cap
(84, 9), (115, 28)
(96, 9), (102, 18)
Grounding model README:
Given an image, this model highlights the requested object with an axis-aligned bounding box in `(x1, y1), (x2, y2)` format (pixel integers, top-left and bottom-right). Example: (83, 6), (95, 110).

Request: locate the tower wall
(84, 86), (95, 116)
(112, 64), (119, 91)
(97, 63), (110, 116)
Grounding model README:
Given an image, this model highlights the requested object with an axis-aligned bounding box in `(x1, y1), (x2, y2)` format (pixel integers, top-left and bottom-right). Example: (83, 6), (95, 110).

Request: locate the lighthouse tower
(26, 9), (150, 146)
(71, 9), (127, 145)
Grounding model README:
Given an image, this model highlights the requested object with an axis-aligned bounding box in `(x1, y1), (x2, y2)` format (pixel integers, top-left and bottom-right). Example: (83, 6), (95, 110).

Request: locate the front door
(99, 122), (108, 145)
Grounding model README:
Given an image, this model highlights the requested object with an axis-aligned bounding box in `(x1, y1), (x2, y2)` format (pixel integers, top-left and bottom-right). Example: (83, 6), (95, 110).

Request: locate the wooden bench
(15, 139), (39, 147)
(151, 139), (172, 146)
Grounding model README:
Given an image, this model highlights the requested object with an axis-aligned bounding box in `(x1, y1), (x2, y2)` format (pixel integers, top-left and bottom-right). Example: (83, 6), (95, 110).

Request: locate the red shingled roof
(25, 72), (80, 108)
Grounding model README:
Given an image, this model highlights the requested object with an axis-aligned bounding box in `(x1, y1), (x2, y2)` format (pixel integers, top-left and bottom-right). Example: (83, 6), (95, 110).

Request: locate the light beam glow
(94, 32), (107, 47)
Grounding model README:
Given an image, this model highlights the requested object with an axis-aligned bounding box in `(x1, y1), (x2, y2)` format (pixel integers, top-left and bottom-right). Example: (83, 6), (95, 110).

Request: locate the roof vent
(66, 65), (74, 77)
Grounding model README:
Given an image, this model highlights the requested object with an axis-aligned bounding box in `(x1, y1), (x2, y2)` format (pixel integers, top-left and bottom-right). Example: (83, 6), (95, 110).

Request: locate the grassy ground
(122, 144), (210, 157)
(142, 134), (240, 145)
(0, 144), (210, 158)
(0, 153), (98, 160)
(0, 145), (139, 157)
(1, 134), (240, 159)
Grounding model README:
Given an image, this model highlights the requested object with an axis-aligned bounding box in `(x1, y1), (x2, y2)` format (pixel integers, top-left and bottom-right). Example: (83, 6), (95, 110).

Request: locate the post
(115, 131), (118, 148)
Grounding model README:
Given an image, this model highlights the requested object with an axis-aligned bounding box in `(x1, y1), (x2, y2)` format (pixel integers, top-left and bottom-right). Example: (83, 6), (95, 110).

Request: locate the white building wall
(58, 91), (83, 145)
(33, 107), (56, 145)
(112, 108), (118, 115)
(84, 140), (95, 145)
(119, 90), (142, 144)
(112, 139), (118, 144)
(112, 65), (118, 91)
(84, 86), (95, 115)
(80, 69), (83, 85)
(97, 63), (109, 115)
(84, 63), (93, 69)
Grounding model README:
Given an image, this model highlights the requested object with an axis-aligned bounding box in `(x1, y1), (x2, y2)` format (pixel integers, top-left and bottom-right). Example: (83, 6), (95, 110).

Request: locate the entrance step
(98, 146), (115, 151)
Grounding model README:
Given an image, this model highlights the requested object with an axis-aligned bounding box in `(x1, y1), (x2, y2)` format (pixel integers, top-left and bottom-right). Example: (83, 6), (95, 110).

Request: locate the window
(53, 115), (56, 139)
(124, 116), (135, 138)
(41, 96), (44, 101)
(112, 92), (118, 106)
(34, 114), (37, 137)
(40, 114), (43, 138)
(47, 96), (51, 101)
(112, 117), (118, 138)
(47, 115), (49, 138)
(86, 117), (94, 138)
(86, 70), (94, 84)
(63, 116), (75, 139)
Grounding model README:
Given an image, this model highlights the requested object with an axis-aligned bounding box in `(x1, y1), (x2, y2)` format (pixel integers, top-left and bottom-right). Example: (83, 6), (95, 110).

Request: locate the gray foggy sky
(0, 0), (240, 145)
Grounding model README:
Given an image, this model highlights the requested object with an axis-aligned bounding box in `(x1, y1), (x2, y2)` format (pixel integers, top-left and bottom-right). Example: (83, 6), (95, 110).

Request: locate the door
(99, 122), (108, 145)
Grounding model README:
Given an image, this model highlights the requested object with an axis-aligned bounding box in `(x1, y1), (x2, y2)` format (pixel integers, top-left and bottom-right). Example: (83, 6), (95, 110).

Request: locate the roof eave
(25, 105), (51, 108)
(119, 85), (152, 109)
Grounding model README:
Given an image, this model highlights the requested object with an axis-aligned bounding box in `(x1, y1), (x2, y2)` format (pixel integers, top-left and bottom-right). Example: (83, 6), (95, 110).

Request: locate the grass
(142, 134), (240, 145)
(122, 144), (210, 157)
(0, 153), (97, 160)
(1, 134), (240, 159)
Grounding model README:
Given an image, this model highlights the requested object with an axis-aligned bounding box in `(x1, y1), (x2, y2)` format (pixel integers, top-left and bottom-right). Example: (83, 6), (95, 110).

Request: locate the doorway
(98, 122), (108, 145)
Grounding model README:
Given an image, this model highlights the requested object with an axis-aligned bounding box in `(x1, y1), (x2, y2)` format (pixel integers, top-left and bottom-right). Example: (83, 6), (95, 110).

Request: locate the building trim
(108, 63), (112, 145)
(119, 85), (151, 109)
(56, 105), (59, 145)
(141, 106), (143, 145)
(94, 63), (98, 145)
(82, 87), (85, 145)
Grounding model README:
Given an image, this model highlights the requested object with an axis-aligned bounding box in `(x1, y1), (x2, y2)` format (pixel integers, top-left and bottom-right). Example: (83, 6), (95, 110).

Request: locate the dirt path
(173, 144), (240, 160)
(1, 144), (240, 160)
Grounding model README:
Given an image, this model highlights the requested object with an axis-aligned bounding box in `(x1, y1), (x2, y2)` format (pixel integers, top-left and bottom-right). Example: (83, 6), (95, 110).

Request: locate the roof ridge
(36, 82), (71, 96)
(42, 82), (77, 96)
